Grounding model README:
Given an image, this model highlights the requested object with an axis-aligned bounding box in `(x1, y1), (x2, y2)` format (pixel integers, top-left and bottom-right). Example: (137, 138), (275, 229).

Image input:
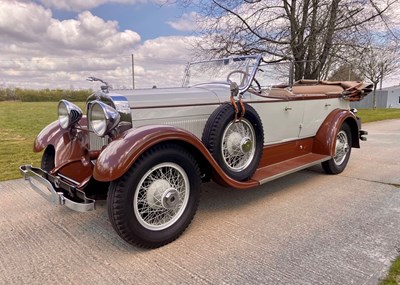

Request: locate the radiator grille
(88, 124), (109, 150)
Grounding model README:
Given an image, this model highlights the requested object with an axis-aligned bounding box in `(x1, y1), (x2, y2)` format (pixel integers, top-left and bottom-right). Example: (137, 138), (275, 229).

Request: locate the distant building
(351, 85), (400, 109)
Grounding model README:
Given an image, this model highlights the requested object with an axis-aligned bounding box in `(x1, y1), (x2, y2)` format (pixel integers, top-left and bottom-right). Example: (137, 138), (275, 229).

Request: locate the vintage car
(20, 54), (372, 248)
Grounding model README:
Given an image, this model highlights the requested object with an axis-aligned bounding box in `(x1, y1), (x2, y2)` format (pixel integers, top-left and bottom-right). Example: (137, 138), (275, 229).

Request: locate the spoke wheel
(134, 162), (190, 231)
(333, 130), (350, 166)
(221, 119), (256, 172)
(322, 122), (352, 175)
(107, 143), (201, 248)
(202, 103), (263, 181)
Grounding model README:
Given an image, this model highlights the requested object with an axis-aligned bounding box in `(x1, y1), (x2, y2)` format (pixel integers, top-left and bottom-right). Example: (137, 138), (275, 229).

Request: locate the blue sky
(51, 2), (192, 40)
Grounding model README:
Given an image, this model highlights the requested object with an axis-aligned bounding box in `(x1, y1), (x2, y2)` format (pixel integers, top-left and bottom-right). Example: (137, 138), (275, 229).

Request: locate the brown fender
(34, 117), (88, 152)
(93, 125), (259, 189)
(313, 109), (360, 157)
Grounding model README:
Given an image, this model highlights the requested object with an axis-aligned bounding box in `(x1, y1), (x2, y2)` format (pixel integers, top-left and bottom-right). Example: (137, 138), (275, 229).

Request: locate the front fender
(313, 109), (360, 156)
(93, 125), (259, 189)
(34, 117), (88, 152)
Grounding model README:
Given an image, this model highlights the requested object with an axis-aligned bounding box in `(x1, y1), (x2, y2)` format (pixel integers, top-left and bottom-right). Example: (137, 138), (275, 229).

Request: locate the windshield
(182, 55), (262, 91)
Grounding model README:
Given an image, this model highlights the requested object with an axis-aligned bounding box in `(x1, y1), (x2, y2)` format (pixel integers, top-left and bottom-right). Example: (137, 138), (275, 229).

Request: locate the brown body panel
(92, 125), (260, 189)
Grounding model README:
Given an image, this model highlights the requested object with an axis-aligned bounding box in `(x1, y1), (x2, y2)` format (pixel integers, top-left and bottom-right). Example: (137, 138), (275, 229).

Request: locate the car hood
(110, 86), (224, 109)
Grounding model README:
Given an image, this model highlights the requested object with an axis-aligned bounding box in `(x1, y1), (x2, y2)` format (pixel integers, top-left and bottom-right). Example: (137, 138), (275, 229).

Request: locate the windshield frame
(182, 54), (263, 93)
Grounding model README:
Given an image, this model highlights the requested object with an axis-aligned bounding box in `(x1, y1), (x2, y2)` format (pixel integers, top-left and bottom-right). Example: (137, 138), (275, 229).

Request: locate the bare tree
(183, 0), (400, 80)
(353, 42), (400, 109)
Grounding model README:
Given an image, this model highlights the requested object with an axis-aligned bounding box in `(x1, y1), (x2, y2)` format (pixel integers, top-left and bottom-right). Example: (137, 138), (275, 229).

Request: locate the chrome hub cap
(222, 119), (256, 172)
(241, 137), (253, 153)
(161, 188), (180, 209)
(334, 130), (349, 165)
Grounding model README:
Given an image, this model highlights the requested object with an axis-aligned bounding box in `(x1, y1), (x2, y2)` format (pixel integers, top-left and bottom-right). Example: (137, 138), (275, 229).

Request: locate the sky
(0, 0), (200, 89)
(0, 0), (399, 90)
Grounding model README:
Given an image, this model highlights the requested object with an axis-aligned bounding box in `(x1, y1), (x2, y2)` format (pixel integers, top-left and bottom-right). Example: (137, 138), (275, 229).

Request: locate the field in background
(0, 88), (91, 102)
(1, 103), (399, 181)
(358, 108), (400, 123)
(0, 102), (85, 181)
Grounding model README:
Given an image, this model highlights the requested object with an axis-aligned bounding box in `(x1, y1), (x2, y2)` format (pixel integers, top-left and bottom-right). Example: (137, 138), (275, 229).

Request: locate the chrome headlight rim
(88, 101), (121, 137)
(58, 100), (83, 129)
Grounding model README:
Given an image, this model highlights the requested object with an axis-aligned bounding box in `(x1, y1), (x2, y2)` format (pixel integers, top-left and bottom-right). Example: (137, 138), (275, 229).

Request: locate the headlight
(88, 101), (120, 137)
(58, 100), (83, 129)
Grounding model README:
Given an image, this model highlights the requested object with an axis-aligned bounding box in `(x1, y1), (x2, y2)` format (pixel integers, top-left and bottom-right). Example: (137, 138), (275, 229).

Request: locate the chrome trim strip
(19, 165), (95, 212)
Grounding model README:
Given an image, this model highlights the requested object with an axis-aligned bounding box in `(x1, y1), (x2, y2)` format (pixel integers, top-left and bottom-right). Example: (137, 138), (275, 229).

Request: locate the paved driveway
(0, 119), (399, 284)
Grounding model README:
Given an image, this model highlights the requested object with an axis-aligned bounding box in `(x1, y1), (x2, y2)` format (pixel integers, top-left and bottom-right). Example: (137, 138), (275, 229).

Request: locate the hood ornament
(87, 76), (110, 93)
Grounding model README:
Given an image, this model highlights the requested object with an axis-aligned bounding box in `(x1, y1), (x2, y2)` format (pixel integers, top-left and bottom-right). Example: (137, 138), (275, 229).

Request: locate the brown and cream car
(20, 54), (372, 248)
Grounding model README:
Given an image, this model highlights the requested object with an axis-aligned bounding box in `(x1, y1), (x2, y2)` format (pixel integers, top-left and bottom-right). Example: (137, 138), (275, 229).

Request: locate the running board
(252, 153), (330, 185)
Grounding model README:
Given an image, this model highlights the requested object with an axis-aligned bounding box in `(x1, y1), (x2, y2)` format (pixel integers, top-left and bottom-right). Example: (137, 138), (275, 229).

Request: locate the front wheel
(107, 143), (201, 248)
(322, 122), (352, 174)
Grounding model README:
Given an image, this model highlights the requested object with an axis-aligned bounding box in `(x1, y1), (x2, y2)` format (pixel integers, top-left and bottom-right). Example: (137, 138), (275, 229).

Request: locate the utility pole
(131, 54), (135, 89)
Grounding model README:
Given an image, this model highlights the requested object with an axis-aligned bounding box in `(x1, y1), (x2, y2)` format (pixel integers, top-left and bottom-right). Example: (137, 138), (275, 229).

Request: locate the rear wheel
(322, 123), (352, 174)
(107, 143), (201, 248)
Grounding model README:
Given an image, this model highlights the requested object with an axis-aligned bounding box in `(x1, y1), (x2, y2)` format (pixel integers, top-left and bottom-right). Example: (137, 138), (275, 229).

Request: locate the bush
(0, 88), (92, 102)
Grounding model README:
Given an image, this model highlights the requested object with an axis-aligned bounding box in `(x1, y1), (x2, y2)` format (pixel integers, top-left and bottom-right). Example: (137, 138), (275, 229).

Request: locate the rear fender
(93, 125), (259, 189)
(313, 109), (360, 157)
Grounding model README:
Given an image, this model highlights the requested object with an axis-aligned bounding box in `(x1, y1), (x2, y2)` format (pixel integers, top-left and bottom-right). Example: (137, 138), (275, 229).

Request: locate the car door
(252, 99), (305, 145)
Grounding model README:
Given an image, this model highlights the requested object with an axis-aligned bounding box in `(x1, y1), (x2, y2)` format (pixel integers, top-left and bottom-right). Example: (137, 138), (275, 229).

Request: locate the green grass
(380, 256), (400, 285)
(358, 108), (400, 123)
(0, 101), (85, 181)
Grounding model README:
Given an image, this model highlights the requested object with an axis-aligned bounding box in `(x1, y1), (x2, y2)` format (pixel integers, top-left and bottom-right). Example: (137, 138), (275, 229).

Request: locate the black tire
(107, 143), (201, 248)
(202, 103), (264, 181)
(322, 122), (352, 174)
(41, 146), (55, 171)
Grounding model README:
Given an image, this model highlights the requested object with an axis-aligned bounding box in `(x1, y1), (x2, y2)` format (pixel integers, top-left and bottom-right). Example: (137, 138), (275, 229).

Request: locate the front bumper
(19, 165), (95, 212)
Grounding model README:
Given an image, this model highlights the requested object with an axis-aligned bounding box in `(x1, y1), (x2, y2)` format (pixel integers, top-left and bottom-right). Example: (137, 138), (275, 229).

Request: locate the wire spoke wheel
(221, 119), (256, 172)
(107, 143), (201, 248)
(134, 163), (190, 231)
(322, 122), (352, 175)
(202, 103), (263, 181)
(333, 130), (350, 166)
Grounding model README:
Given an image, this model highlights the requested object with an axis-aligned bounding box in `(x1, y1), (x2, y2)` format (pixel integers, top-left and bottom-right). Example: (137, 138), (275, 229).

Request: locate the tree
(353, 42), (400, 109)
(328, 64), (363, 81)
(184, 0), (400, 81)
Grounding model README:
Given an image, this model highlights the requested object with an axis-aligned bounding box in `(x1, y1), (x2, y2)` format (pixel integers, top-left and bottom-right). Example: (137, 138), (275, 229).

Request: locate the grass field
(0, 101), (85, 181)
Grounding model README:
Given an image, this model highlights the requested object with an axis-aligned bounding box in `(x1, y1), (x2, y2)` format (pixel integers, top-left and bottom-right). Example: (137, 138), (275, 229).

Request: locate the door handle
(285, 106), (292, 111)
(325, 103), (331, 107)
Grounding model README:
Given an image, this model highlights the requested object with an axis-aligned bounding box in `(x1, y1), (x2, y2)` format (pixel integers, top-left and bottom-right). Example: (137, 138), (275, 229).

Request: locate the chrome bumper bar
(19, 165), (95, 212)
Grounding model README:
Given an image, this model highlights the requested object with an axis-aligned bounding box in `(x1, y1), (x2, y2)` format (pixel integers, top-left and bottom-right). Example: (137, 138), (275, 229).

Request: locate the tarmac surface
(0, 119), (399, 285)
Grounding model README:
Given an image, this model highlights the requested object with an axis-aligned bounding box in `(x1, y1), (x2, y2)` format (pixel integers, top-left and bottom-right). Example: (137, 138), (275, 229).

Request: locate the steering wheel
(226, 70), (262, 94)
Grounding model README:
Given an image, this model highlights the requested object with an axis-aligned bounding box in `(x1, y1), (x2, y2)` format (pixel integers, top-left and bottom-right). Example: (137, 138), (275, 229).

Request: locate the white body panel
(115, 85), (350, 145)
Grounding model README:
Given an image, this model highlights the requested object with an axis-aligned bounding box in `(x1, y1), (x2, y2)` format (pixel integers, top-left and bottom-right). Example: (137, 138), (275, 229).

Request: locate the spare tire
(202, 102), (264, 181)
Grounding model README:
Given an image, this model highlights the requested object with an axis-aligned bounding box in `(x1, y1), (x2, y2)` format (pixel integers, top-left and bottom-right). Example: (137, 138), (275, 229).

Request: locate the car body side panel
(299, 98), (348, 138)
(92, 125), (260, 189)
(250, 100), (305, 144)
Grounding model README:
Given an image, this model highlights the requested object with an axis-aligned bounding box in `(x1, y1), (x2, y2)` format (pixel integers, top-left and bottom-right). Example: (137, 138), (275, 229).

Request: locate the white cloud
(167, 12), (200, 32)
(46, 11), (140, 53)
(0, 1), (199, 90)
(0, 0), (52, 42)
